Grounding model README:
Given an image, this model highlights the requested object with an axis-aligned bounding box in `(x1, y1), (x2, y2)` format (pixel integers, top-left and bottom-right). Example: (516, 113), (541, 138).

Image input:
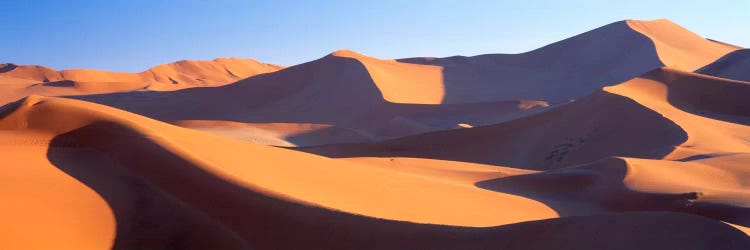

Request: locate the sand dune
(0, 58), (282, 105)
(2, 18), (750, 249)
(625, 19), (738, 71)
(299, 89), (689, 170)
(294, 66), (750, 239)
(0, 58), (282, 85)
(300, 68), (750, 166)
(68, 52), (551, 144)
(696, 49), (750, 82)
(0, 96), (553, 248)
(2, 96), (748, 249)
(8, 19), (734, 146)
(398, 19), (738, 103)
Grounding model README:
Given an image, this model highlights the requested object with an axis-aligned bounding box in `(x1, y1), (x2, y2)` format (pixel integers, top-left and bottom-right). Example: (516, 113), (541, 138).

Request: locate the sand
(696, 49), (750, 82)
(1, 18), (749, 249)
(0, 58), (282, 105)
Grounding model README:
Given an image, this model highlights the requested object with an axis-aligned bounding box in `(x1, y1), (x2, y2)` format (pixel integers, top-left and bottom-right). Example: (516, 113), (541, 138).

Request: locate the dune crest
(1, 58), (282, 86)
(625, 19), (739, 71)
(330, 50), (445, 104)
(696, 49), (750, 82)
(604, 68), (750, 160)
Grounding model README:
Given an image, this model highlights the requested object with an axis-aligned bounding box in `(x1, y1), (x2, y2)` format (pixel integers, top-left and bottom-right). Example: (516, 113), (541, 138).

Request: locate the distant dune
(1, 18), (749, 249)
(0, 58), (282, 85)
(0, 58), (282, 105)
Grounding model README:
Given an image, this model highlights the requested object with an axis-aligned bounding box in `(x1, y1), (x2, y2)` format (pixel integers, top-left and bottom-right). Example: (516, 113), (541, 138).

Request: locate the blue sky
(2, 0), (747, 72)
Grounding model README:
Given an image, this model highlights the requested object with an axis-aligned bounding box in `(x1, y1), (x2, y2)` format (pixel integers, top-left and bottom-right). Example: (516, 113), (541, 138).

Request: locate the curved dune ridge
(65, 51), (551, 145)
(1, 96), (749, 249)
(0, 58), (282, 85)
(625, 19), (739, 71)
(696, 49), (750, 82)
(300, 68), (750, 167)
(329, 49), (445, 104)
(397, 19), (739, 103)
(0, 58), (283, 105)
(2, 18), (750, 249)
(298, 89), (690, 170)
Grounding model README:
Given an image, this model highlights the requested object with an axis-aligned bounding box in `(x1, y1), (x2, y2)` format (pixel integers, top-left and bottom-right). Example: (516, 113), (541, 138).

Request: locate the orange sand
(1, 18), (749, 249)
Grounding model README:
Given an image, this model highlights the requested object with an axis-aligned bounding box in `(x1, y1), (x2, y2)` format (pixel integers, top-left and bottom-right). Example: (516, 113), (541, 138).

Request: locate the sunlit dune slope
(299, 68), (750, 169)
(1, 96), (748, 249)
(330, 49), (445, 104)
(1, 16), (750, 249)
(625, 19), (738, 71)
(0, 96), (559, 248)
(0, 58), (281, 85)
(70, 52), (550, 144)
(476, 155), (750, 227)
(397, 19), (738, 103)
(605, 67), (750, 159)
(298, 89), (688, 170)
(32, 19), (733, 147)
(0, 58), (282, 105)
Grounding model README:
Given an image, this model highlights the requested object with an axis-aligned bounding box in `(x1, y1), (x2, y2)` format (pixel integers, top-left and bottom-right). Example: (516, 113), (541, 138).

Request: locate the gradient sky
(2, 0), (747, 72)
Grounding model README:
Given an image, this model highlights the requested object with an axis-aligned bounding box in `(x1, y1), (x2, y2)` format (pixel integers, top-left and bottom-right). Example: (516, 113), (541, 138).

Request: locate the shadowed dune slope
(398, 19), (737, 103)
(299, 68), (750, 168)
(696, 49), (750, 82)
(69, 53), (550, 144)
(476, 156), (750, 227)
(1, 96), (749, 249)
(298, 90), (688, 170)
(604, 68), (750, 160)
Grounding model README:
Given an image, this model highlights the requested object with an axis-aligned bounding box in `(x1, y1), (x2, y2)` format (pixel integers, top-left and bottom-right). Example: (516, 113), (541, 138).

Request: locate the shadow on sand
(44, 121), (750, 249)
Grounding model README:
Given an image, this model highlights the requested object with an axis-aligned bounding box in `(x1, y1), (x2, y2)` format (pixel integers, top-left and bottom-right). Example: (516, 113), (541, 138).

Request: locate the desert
(2, 5), (750, 249)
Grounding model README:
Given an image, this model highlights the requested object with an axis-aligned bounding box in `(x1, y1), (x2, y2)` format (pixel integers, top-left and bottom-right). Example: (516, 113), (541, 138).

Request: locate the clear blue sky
(2, 0), (747, 72)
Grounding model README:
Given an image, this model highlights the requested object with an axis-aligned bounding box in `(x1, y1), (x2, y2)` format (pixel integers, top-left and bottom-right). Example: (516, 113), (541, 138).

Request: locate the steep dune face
(605, 68), (750, 160)
(331, 50), (445, 104)
(696, 49), (750, 82)
(0, 133), (116, 250)
(626, 19), (739, 71)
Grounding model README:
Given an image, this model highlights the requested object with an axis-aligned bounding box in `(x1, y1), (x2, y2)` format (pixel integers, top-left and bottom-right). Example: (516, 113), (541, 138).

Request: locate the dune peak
(329, 49), (367, 59)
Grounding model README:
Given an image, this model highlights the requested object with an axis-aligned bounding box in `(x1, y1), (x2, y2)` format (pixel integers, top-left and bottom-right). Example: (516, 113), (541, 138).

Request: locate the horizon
(2, 1), (748, 72)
